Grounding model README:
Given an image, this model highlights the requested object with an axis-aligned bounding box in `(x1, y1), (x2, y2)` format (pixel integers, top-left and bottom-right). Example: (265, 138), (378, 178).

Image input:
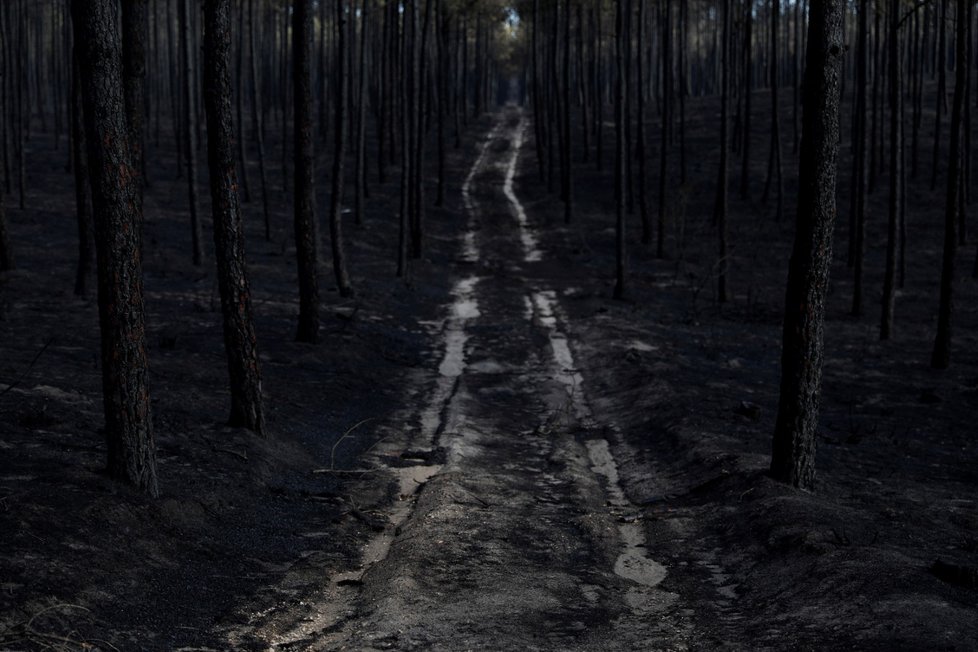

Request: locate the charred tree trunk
(613, 0), (627, 300)
(637, 0), (651, 244)
(880, 0), (902, 341)
(293, 0), (320, 343)
(850, 0), (868, 317)
(72, 0), (159, 497)
(658, 0), (672, 257)
(249, 0), (270, 240)
(714, 0), (731, 303)
(739, 0), (752, 200)
(180, 0), (204, 265)
(931, 0), (967, 369)
(121, 0), (148, 200)
(562, 0), (573, 223)
(763, 0), (784, 221)
(330, 0), (354, 296)
(203, 0), (265, 433)
(353, 0), (370, 225)
(931, 0), (948, 190)
(770, 0), (844, 490)
(71, 57), (92, 294)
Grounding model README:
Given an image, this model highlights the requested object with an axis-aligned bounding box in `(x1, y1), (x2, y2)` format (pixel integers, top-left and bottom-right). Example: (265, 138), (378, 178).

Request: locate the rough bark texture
(72, 0), (158, 497)
(330, 0), (353, 297)
(770, 0), (845, 490)
(293, 0), (320, 343)
(121, 0), (148, 203)
(931, 0), (967, 369)
(203, 0), (265, 433)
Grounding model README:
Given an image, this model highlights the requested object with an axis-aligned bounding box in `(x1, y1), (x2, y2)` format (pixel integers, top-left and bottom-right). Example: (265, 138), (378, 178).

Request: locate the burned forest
(2, 0), (978, 649)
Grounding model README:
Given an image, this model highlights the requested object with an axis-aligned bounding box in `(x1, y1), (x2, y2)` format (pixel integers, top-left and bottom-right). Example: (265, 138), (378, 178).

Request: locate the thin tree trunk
(770, 0), (844, 490)
(739, 0), (752, 200)
(249, 0), (270, 240)
(330, 0), (354, 296)
(931, 0), (948, 190)
(763, 0), (784, 221)
(354, 0), (370, 225)
(181, 0), (204, 265)
(714, 0), (731, 302)
(293, 0), (320, 343)
(613, 0), (627, 300)
(562, 0), (573, 223)
(235, 0), (251, 203)
(931, 0), (967, 369)
(850, 0), (868, 317)
(71, 58), (93, 293)
(657, 0), (671, 257)
(637, 0), (651, 244)
(880, 0), (902, 340)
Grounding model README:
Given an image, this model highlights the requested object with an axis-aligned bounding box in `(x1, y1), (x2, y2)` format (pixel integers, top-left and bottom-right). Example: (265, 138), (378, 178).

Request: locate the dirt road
(239, 108), (693, 650)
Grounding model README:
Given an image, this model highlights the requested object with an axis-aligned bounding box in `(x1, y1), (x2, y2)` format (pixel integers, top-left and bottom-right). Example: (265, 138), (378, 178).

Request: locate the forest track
(276, 108), (693, 650)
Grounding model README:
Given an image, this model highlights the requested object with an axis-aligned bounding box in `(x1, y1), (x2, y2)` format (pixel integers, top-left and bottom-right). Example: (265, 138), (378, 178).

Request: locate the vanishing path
(274, 109), (689, 650)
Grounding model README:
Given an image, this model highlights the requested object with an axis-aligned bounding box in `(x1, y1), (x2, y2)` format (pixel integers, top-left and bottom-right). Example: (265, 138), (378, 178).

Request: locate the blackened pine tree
(613, 0), (627, 300)
(180, 0), (204, 266)
(72, 0), (158, 497)
(880, 0), (902, 341)
(931, 0), (968, 370)
(770, 0), (845, 490)
(849, 0), (868, 317)
(203, 0), (265, 433)
(293, 0), (320, 343)
(762, 0), (784, 222)
(714, 0), (731, 303)
(71, 56), (92, 295)
(330, 0), (354, 297)
(637, 0), (650, 245)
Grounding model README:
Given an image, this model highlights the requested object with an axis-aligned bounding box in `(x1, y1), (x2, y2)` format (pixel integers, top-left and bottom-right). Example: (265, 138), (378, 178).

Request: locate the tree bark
(203, 0), (265, 433)
(850, 0), (868, 317)
(353, 0), (370, 225)
(71, 57), (92, 294)
(249, 0), (270, 240)
(181, 0), (204, 265)
(72, 0), (159, 497)
(880, 0), (902, 341)
(613, 0), (627, 300)
(121, 0), (148, 202)
(293, 0), (320, 343)
(330, 0), (354, 296)
(931, 0), (967, 369)
(714, 0), (731, 303)
(762, 0), (784, 222)
(770, 0), (844, 490)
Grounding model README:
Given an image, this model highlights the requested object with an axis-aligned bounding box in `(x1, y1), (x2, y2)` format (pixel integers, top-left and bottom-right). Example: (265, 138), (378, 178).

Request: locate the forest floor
(2, 100), (978, 651)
